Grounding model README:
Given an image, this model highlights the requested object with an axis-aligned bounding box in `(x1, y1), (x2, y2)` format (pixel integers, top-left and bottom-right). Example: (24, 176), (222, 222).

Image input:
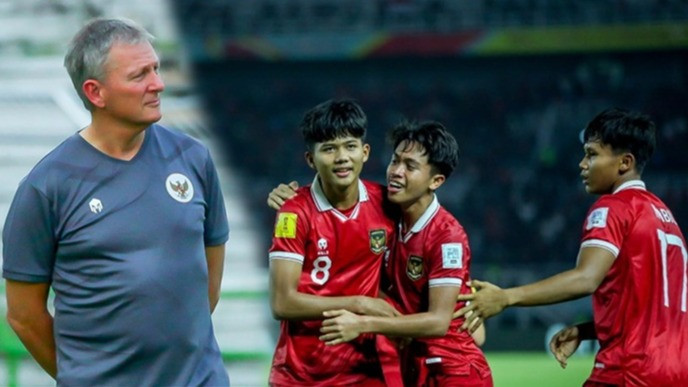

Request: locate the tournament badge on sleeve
(275, 212), (298, 238)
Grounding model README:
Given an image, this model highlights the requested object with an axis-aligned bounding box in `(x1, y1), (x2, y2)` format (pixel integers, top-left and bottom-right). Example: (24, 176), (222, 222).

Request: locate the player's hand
(355, 296), (401, 317)
(455, 279), (508, 332)
(319, 310), (363, 345)
(549, 325), (581, 369)
(267, 181), (299, 210)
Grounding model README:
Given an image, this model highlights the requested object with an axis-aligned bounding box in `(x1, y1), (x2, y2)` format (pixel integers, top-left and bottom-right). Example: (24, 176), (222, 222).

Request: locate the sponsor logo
(274, 212), (297, 238)
(369, 229), (387, 254)
(406, 255), (424, 280)
(89, 198), (103, 214)
(166, 173), (194, 203)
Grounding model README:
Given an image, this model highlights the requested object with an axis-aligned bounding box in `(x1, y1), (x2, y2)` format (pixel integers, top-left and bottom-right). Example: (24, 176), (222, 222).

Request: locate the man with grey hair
(2, 18), (230, 386)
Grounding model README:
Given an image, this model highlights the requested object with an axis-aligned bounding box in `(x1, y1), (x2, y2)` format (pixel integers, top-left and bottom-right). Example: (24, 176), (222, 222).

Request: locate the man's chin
(386, 192), (405, 205)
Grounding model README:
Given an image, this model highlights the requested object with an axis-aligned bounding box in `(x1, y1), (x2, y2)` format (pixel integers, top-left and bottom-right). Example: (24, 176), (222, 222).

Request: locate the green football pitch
(486, 352), (594, 387)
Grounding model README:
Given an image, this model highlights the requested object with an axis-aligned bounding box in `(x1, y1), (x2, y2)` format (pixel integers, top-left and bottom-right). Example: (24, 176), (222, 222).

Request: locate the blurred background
(1, 0), (687, 386)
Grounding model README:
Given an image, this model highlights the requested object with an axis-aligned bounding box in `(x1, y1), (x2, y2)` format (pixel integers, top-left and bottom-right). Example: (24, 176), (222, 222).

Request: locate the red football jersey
(580, 180), (688, 386)
(384, 196), (491, 384)
(268, 178), (395, 386)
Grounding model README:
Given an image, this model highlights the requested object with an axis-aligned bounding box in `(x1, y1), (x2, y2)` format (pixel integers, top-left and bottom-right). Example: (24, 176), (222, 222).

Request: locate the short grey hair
(64, 17), (155, 111)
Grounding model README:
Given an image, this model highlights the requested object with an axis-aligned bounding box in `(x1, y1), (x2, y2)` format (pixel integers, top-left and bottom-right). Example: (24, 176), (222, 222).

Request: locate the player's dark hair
(300, 99), (367, 150)
(583, 108), (656, 173)
(388, 120), (459, 178)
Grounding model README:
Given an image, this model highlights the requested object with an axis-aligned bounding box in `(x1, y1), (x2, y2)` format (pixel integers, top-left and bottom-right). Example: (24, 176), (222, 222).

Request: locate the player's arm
(270, 258), (399, 320)
(319, 284), (460, 344)
(456, 246), (615, 331)
(205, 244), (225, 313)
(5, 279), (57, 378)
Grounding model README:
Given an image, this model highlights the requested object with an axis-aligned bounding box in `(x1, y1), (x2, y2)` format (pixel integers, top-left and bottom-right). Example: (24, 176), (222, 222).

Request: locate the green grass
(486, 352), (594, 387)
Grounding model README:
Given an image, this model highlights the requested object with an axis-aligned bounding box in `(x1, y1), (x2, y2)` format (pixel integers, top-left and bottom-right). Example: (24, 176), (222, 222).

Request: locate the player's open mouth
(334, 168), (352, 178)
(388, 180), (404, 193)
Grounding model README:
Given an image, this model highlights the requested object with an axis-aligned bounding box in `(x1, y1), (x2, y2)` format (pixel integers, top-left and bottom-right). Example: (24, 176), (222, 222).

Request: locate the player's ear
(429, 174), (446, 191)
(619, 152), (635, 174)
(304, 151), (315, 170)
(362, 143), (370, 163)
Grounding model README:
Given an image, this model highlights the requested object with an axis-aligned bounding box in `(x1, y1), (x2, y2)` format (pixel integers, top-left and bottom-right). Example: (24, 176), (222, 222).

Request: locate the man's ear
(304, 151), (315, 170)
(83, 79), (106, 109)
(362, 143), (370, 163)
(619, 152), (636, 174)
(429, 174), (446, 191)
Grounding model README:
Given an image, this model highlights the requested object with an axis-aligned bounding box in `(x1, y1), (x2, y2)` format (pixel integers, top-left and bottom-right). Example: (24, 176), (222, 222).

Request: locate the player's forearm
(7, 312), (57, 378)
(271, 291), (362, 320)
(205, 244), (225, 314)
(505, 268), (597, 307)
(361, 311), (451, 338)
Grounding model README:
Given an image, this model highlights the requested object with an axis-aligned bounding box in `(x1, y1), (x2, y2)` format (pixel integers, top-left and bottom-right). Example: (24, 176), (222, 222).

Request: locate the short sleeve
(2, 180), (56, 283)
(580, 196), (629, 257)
(268, 197), (309, 264)
(202, 150), (229, 246)
(426, 227), (470, 288)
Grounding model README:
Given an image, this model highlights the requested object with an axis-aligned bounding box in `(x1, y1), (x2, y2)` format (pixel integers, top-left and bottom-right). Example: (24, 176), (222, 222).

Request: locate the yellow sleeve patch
(274, 212), (298, 238)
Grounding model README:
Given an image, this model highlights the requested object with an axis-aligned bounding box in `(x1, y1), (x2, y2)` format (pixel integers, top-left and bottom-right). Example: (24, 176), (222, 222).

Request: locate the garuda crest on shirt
(369, 229), (387, 254)
(170, 180), (189, 199)
(165, 173), (194, 203)
(407, 255), (424, 281)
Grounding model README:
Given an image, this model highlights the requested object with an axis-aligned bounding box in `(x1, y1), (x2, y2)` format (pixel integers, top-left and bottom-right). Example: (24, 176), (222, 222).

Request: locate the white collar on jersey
(613, 180), (646, 194)
(310, 175), (369, 221)
(399, 194), (440, 243)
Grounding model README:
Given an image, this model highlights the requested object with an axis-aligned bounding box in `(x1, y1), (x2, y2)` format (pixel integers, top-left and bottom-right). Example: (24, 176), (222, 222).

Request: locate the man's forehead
(106, 41), (159, 66)
(394, 141), (428, 161)
(583, 139), (607, 150)
(318, 136), (361, 145)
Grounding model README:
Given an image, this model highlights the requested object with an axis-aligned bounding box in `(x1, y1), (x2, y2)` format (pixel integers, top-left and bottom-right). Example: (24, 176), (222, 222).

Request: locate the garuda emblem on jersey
(369, 229), (387, 254)
(166, 173), (194, 203)
(407, 255), (424, 280)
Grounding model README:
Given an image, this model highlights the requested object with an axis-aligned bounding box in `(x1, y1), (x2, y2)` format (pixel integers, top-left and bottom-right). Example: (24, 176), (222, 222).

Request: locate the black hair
(300, 99), (367, 150)
(388, 120), (459, 178)
(583, 108), (656, 173)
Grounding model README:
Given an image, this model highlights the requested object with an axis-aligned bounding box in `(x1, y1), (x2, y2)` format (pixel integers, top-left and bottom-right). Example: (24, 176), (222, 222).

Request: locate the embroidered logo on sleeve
(274, 212), (297, 238)
(586, 207), (609, 230)
(442, 243), (462, 269)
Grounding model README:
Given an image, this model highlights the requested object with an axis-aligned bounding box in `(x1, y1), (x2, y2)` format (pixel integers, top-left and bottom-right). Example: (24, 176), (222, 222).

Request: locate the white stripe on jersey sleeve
(428, 278), (463, 287)
(581, 239), (620, 257)
(269, 251), (304, 263)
